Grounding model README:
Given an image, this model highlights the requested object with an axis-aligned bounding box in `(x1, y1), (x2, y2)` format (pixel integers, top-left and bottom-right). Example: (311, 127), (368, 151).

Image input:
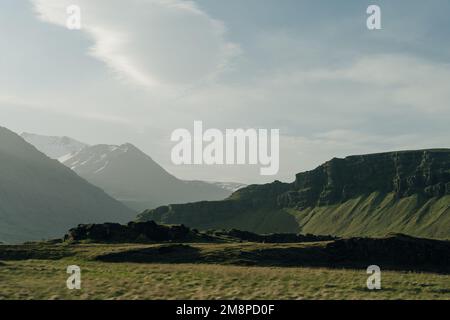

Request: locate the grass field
(0, 242), (449, 300)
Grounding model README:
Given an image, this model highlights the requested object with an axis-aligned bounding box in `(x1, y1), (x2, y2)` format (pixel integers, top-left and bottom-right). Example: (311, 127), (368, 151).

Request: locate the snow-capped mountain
(63, 144), (132, 175)
(60, 142), (233, 211)
(21, 132), (88, 159)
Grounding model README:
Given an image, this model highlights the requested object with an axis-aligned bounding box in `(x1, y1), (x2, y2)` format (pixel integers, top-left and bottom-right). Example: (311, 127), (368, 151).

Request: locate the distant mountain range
(0, 127), (134, 244)
(10, 129), (450, 241)
(139, 149), (450, 239)
(22, 133), (244, 211)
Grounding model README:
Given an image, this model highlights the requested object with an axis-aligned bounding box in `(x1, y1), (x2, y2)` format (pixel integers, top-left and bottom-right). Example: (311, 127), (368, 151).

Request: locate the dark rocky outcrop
(324, 234), (450, 273)
(212, 229), (336, 243)
(64, 221), (335, 244)
(64, 221), (210, 243)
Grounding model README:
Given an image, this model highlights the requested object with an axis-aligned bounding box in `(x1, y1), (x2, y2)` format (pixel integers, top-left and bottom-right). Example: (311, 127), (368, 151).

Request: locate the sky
(1, 0), (449, 184)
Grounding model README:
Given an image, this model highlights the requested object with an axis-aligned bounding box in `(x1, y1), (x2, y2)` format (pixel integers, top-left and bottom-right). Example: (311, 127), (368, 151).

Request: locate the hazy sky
(1, 0), (450, 183)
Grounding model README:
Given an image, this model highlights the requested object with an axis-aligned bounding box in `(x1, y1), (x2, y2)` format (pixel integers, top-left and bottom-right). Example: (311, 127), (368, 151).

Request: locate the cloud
(31, 0), (240, 88)
(304, 54), (450, 113)
(157, 52), (450, 183)
(187, 54), (450, 119)
(0, 93), (132, 125)
(3, 2), (450, 183)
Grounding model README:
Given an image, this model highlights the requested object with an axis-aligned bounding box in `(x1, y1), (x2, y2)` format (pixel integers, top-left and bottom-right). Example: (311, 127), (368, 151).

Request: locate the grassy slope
(146, 193), (450, 239)
(286, 193), (450, 239)
(0, 243), (448, 300)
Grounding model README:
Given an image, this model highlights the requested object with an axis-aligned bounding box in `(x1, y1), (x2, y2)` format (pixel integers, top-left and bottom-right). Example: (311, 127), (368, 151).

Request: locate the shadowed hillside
(0, 127), (135, 244)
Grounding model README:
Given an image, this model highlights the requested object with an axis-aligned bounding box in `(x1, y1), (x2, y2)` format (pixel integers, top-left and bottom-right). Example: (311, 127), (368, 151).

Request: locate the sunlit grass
(1, 257), (448, 300)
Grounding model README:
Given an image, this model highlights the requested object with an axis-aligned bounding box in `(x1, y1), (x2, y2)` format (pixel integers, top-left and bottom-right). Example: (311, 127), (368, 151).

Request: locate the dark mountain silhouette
(0, 127), (134, 243)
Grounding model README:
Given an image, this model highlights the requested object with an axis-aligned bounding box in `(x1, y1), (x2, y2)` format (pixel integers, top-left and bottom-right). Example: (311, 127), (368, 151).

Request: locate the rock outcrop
(65, 221), (204, 243)
(211, 229), (336, 243)
(325, 234), (450, 272)
(64, 221), (335, 244)
(280, 149), (450, 209)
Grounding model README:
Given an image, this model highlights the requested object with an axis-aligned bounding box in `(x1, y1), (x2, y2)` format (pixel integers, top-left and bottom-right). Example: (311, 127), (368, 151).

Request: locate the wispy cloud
(31, 0), (240, 89)
(1, 1), (448, 183)
(0, 94), (132, 125)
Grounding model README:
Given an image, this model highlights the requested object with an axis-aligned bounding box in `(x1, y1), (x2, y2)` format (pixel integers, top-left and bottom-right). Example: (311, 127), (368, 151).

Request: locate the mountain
(0, 126), (135, 244)
(22, 133), (240, 211)
(139, 149), (450, 239)
(21, 132), (88, 159)
(60, 143), (232, 211)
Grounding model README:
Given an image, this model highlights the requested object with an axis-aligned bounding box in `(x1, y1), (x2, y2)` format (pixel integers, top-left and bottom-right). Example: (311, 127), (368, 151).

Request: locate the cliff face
(279, 150), (450, 209)
(138, 149), (450, 238)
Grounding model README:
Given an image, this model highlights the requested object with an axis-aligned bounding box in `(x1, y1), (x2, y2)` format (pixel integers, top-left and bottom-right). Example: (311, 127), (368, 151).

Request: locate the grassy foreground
(0, 242), (449, 300)
(1, 260), (449, 300)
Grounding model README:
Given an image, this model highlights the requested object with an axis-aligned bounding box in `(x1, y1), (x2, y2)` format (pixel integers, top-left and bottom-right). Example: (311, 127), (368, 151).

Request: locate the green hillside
(287, 193), (450, 239)
(139, 149), (450, 239)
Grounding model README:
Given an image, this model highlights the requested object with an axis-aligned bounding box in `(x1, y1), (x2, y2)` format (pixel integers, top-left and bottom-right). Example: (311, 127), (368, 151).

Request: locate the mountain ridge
(139, 149), (450, 239)
(22, 133), (243, 211)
